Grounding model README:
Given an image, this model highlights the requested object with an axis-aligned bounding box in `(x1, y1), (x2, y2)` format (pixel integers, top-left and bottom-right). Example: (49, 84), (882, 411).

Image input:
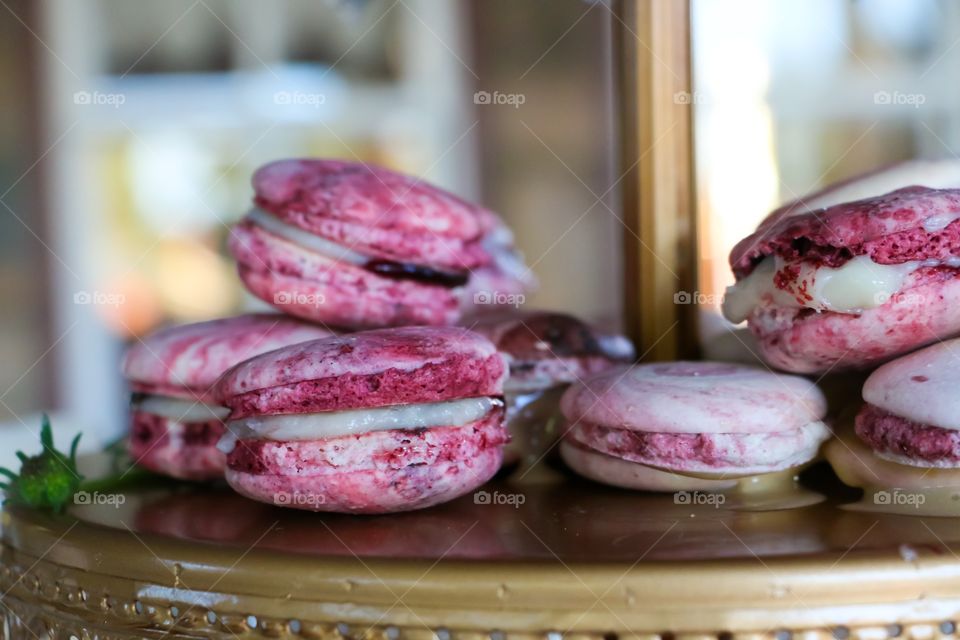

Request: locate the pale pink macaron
(559, 362), (831, 490)
(215, 326), (509, 513)
(122, 314), (335, 480)
(854, 338), (960, 469)
(724, 185), (960, 373)
(229, 159), (532, 329)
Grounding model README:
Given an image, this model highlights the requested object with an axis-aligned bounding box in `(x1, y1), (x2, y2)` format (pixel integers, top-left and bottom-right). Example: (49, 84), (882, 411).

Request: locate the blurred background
(1, 0), (960, 452)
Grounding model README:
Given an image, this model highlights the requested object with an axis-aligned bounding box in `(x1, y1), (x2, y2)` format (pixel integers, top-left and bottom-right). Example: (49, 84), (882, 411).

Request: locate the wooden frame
(615, 0), (699, 360)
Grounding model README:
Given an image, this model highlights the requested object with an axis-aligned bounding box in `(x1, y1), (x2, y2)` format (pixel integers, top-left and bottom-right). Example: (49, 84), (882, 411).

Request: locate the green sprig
(0, 414), (84, 513)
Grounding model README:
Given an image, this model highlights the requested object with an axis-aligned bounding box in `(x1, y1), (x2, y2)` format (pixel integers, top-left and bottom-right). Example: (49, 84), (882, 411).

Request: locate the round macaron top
(560, 361), (827, 435)
(216, 326), (508, 418)
(730, 186), (960, 278)
(862, 338), (960, 431)
(469, 311), (634, 363)
(252, 159), (497, 270)
(122, 314), (335, 399)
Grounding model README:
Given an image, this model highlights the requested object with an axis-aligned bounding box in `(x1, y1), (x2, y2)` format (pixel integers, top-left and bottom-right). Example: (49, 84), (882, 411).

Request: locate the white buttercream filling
(246, 207), (369, 264)
(217, 397), (499, 453)
(134, 395), (230, 422)
(722, 255), (928, 324)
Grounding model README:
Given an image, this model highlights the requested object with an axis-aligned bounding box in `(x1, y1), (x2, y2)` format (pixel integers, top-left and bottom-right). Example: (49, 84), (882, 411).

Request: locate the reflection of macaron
(559, 362), (831, 490)
(229, 159), (531, 329)
(855, 339), (960, 468)
(215, 327), (508, 513)
(122, 314), (334, 480)
(469, 312), (634, 467)
(723, 186), (960, 373)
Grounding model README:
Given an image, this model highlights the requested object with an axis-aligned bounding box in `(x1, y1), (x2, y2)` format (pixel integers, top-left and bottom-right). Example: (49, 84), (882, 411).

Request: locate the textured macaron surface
(856, 404), (960, 467)
(128, 412), (226, 480)
(121, 314), (335, 397)
(730, 186), (960, 278)
(566, 420), (829, 473)
(560, 362), (827, 435)
(252, 159), (496, 270)
(217, 326), (507, 419)
(225, 410), (506, 513)
(861, 337), (960, 431)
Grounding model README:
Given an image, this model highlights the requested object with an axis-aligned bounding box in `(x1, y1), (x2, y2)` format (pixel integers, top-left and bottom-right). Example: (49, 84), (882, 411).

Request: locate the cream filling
(246, 207), (369, 265)
(217, 397), (499, 453)
(134, 395), (230, 422)
(723, 255), (924, 324)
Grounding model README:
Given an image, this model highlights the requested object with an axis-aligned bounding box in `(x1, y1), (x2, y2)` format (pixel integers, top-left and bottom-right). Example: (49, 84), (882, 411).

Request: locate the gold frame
(616, 0), (699, 360)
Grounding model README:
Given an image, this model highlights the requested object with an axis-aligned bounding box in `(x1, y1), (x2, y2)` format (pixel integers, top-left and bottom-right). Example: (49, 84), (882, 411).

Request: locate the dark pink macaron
(121, 314), (335, 480)
(215, 326), (509, 513)
(723, 186), (960, 373)
(229, 159), (532, 329)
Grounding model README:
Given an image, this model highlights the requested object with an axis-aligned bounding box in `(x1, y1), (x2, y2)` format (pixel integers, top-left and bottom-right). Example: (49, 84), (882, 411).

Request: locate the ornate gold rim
(4, 505), (960, 638)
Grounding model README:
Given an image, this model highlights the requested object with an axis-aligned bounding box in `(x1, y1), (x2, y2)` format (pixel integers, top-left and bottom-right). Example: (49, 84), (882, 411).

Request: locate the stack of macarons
(468, 311), (634, 468)
(718, 161), (960, 511)
(122, 158), (537, 513)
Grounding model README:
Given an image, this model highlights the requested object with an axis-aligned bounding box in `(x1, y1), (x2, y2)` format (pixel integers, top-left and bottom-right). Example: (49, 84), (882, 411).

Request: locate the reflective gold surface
(3, 460), (960, 639)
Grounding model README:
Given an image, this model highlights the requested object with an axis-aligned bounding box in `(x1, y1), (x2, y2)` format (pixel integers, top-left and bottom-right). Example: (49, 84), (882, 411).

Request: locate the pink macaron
(228, 159), (531, 329)
(122, 314), (335, 480)
(724, 186), (960, 373)
(559, 362), (831, 490)
(855, 339), (960, 468)
(215, 326), (509, 513)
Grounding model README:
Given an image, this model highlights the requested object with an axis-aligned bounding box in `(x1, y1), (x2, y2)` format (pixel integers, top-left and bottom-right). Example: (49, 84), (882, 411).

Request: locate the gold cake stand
(3, 460), (960, 640)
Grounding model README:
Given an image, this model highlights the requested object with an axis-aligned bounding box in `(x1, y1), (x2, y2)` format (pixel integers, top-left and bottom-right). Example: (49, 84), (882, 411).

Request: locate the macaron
(723, 186), (960, 373)
(559, 362), (831, 490)
(215, 326), (509, 513)
(469, 311), (634, 467)
(122, 314), (334, 480)
(854, 339), (960, 468)
(229, 159), (531, 329)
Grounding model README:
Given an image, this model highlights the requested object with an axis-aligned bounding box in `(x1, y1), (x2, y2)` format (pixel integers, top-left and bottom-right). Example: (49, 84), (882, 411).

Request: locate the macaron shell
(252, 159), (496, 270)
(560, 362), (827, 435)
(122, 313), (334, 394)
(230, 221), (460, 328)
(217, 326), (505, 419)
(128, 412), (225, 481)
(225, 413), (506, 513)
(559, 441), (737, 492)
(862, 338), (960, 430)
(730, 186), (960, 277)
(750, 273), (960, 374)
